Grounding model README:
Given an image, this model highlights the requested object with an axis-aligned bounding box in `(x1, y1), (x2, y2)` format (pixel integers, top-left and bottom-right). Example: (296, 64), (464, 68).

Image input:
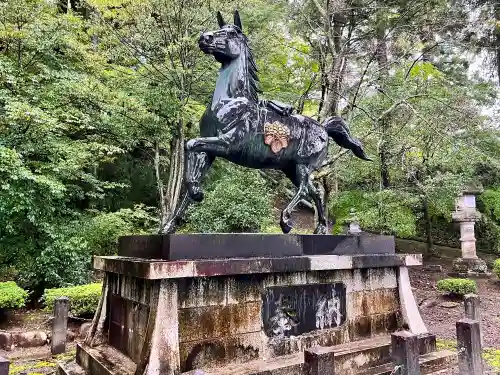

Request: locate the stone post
(464, 294), (480, 320)
(347, 208), (362, 235)
(464, 294), (482, 347)
(391, 331), (420, 375)
(456, 318), (483, 375)
(0, 356), (9, 375)
(304, 346), (336, 375)
(51, 296), (69, 355)
(451, 190), (488, 277)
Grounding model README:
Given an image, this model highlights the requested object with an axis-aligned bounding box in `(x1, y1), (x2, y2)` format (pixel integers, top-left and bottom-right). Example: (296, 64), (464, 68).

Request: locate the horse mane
(241, 34), (260, 103)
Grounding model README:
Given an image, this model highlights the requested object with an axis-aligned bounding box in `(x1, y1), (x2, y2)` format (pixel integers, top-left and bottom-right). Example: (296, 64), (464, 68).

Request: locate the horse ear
(233, 10), (242, 31)
(217, 11), (225, 28)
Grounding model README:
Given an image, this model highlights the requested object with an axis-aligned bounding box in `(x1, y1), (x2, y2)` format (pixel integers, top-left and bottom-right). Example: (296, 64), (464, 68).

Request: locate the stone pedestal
(451, 193), (489, 278)
(57, 234), (454, 375)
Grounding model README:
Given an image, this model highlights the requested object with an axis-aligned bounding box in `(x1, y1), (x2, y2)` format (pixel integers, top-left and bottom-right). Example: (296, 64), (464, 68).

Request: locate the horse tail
(322, 116), (371, 161)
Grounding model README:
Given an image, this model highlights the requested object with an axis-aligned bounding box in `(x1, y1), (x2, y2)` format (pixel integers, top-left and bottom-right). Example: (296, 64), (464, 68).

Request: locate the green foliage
(42, 283), (102, 317)
(476, 217), (500, 254)
(480, 189), (500, 222)
(0, 0), (499, 294)
(493, 259), (500, 279)
(330, 189), (418, 237)
(436, 278), (477, 296)
(0, 281), (28, 309)
(186, 163), (273, 233)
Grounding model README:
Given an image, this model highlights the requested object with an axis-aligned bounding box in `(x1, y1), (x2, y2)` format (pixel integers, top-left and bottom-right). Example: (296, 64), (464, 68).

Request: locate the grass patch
(484, 348), (500, 370)
(8, 349), (76, 375)
(436, 339), (456, 351)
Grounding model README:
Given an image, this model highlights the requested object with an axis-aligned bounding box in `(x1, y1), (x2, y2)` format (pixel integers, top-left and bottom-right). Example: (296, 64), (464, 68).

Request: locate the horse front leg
(280, 165), (310, 234)
(160, 152), (214, 234)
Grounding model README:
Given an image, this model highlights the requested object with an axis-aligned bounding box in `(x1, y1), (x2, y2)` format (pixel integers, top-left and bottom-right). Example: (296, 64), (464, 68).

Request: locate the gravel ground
(410, 260), (500, 374)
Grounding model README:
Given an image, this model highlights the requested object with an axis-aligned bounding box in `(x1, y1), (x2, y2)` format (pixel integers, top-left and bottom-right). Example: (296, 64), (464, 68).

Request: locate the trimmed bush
(0, 281), (28, 309)
(42, 283), (102, 317)
(436, 278), (477, 296)
(494, 259), (500, 279)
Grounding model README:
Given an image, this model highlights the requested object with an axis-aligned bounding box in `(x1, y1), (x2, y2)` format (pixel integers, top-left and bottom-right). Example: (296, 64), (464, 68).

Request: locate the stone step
(56, 360), (87, 375)
(183, 336), (394, 375)
(75, 343), (137, 375)
(358, 350), (457, 375)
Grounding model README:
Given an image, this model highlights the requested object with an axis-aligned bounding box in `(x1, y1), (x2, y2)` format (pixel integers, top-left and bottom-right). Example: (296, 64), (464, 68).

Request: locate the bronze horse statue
(162, 10), (370, 235)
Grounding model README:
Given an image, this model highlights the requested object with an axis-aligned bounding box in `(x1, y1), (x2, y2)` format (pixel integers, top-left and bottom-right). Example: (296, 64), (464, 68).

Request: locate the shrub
(493, 259), (500, 279)
(186, 162), (273, 233)
(42, 283), (102, 317)
(436, 278), (477, 296)
(0, 281), (28, 309)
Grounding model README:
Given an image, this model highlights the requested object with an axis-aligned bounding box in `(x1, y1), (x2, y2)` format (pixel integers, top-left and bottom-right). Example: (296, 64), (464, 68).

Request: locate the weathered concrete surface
(93, 254), (422, 279)
(304, 345), (335, 375)
(398, 267), (427, 335)
(66, 334), (454, 375)
(464, 294), (483, 346)
(51, 296), (69, 355)
(179, 302), (261, 342)
(391, 331), (420, 375)
(456, 318), (482, 375)
(143, 279), (180, 375)
(76, 343), (136, 375)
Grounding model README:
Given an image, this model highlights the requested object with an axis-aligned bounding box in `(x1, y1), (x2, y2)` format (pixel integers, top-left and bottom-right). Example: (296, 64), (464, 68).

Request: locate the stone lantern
(451, 187), (489, 277)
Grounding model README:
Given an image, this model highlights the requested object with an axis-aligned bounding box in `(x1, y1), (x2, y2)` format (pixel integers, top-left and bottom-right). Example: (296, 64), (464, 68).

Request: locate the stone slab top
(93, 253), (422, 280)
(118, 233), (395, 261)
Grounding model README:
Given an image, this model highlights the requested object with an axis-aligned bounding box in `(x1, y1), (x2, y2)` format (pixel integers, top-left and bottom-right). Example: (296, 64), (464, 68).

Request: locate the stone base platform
(57, 234), (454, 375)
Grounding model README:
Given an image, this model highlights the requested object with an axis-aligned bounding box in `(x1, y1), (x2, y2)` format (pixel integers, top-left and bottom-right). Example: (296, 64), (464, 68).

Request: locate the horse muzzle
(199, 33), (215, 53)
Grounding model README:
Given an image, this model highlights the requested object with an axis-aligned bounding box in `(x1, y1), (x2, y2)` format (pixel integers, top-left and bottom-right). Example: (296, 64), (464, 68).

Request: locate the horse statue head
(199, 10), (246, 64)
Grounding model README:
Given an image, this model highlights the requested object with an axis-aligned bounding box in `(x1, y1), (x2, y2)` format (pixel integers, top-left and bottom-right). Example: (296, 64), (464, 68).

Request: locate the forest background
(1, 0), (500, 297)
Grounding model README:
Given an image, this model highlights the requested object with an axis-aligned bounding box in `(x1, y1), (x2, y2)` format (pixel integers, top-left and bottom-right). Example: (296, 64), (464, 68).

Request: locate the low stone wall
(0, 323), (91, 351)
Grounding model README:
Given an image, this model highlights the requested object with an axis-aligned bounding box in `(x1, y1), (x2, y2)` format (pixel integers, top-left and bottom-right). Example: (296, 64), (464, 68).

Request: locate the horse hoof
(280, 219), (293, 234)
(314, 224), (328, 235)
(186, 139), (197, 150)
(187, 183), (204, 202)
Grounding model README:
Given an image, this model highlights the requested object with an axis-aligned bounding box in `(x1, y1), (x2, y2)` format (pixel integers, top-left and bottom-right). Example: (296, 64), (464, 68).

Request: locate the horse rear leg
(280, 164), (310, 234)
(308, 180), (328, 234)
(160, 152), (214, 234)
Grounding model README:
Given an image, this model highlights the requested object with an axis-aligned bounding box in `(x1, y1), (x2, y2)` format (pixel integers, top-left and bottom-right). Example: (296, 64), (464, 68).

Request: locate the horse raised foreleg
(160, 152), (214, 234)
(185, 135), (231, 157)
(280, 165), (310, 234)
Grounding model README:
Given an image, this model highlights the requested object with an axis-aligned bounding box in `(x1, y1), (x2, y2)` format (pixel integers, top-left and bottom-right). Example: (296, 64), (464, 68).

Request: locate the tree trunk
(375, 18), (390, 189)
(423, 197), (434, 255)
(157, 120), (185, 230)
(495, 2), (500, 84)
(379, 142), (390, 188)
